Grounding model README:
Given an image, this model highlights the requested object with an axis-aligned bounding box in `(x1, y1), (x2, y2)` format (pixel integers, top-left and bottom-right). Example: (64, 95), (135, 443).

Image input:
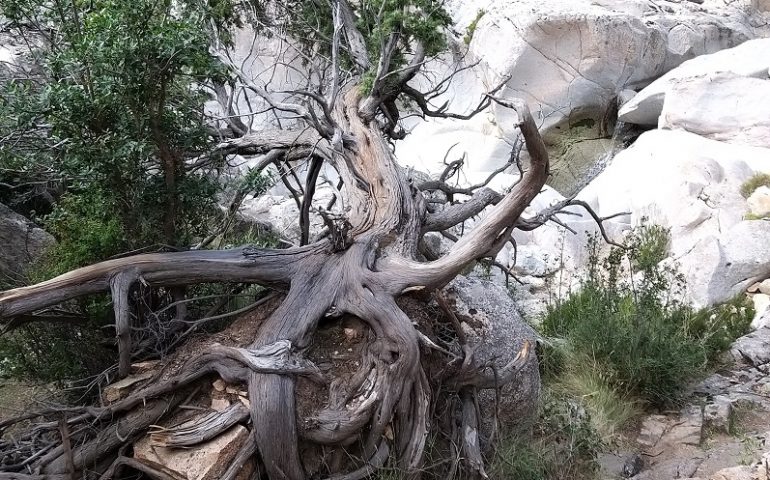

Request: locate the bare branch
(385, 98), (549, 291)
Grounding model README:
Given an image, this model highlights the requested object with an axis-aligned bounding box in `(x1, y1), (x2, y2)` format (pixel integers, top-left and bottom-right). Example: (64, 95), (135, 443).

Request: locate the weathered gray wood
(150, 402), (249, 447)
(0, 94), (550, 479)
(0, 245), (322, 318)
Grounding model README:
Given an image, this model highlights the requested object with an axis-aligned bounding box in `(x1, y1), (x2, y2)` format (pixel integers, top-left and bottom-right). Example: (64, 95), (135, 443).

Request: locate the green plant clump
(740, 173), (770, 198)
(463, 9), (486, 45)
(0, 0), (244, 382)
(541, 225), (753, 409)
(488, 392), (603, 480)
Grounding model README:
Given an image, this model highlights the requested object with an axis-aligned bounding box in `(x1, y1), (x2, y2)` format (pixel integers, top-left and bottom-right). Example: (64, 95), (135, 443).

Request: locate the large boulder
(678, 220), (770, 306)
(447, 275), (541, 434)
(398, 0), (766, 195)
(619, 38), (770, 126)
(658, 73), (770, 149)
(577, 129), (770, 307)
(0, 203), (54, 284)
(578, 129), (770, 261)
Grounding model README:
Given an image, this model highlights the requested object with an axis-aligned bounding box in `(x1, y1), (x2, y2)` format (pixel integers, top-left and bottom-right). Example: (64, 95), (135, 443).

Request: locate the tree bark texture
(0, 91), (548, 479)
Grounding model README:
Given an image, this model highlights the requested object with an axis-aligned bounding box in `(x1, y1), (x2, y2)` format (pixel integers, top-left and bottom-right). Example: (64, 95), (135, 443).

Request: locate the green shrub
(552, 357), (641, 439)
(488, 392), (602, 480)
(0, 318), (113, 382)
(740, 173), (770, 198)
(541, 226), (753, 408)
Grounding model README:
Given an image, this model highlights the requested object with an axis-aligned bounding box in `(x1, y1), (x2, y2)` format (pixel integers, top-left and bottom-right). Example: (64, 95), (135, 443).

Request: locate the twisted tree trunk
(0, 91), (548, 479)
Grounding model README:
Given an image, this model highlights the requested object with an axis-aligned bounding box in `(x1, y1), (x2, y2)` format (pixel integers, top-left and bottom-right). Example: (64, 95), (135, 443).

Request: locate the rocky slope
(600, 326), (770, 480)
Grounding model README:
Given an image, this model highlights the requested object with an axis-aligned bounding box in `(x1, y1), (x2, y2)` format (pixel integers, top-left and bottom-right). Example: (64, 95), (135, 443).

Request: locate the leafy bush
(0, 313), (113, 382)
(488, 392), (602, 480)
(541, 225), (753, 408)
(0, 0), (240, 382)
(740, 173), (770, 198)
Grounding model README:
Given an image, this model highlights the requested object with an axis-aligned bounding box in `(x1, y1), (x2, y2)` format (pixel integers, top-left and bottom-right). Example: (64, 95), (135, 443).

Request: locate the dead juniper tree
(0, 1), (617, 478)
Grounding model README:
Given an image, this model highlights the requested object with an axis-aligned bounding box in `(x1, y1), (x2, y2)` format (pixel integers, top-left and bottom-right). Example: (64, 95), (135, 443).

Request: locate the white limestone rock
(748, 186), (770, 218)
(619, 38), (770, 126)
(751, 293), (770, 329)
(659, 74), (770, 149)
(679, 221), (770, 307)
(398, 0), (765, 195)
(134, 425), (252, 480)
(578, 130), (770, 258)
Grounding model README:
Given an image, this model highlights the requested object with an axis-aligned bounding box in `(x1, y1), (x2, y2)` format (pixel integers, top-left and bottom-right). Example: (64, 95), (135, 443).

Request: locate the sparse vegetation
(740, 173), (770, 198)
(491, 224), (754, 479)
(463, 9), (486, 45)
(541, 225), (752, 409)
(488, 391), (603, 480)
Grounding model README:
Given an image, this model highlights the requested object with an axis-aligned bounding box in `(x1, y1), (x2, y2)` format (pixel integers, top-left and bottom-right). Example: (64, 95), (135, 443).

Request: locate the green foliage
(0, 0), (241, 381)
(0, 296), (114, 381)
(488, 392), (602, 480)
(463, 9), (486, 45)
(541, 226), (753, 408)
(550, 358), (641, 439)
(31, 191), (125, 278)
(740, 173), (770, 198)
(1, 0), (226, 253)
(283, 0), (451, 93)
(357, 0), (452, 56)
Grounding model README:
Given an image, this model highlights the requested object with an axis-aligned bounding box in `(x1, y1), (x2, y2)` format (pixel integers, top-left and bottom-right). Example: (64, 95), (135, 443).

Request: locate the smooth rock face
(448, 276), (541, 435)
(398, 0), (765, 195)
(703, 396), (733, 433)
(619, 38), (770, 126)
(0, 203), (54, 283)
(134, 425), (251, 480)
(468, 0), (758, 133)
(748, 186), (770, 217)
(680, 221), (770, 306)
(659, 74), (770, 149)
(576, 128), (770, 307)
(578, 129), (762, 254)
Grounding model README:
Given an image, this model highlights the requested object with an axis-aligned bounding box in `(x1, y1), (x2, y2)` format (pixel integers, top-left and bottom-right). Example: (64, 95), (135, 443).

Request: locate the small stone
(710, 465), (754, 480)
(343, 327), (359, 340)
(103, 372), (153, 404)
(704, 396), (733, 433)
(238, 396), (250, 409)
(752, 294), (770, 329)
(212, 379), (226, 392)
(622, 453), (644, 478)
(597, 452), (625, 478)
(661, 405), (702, 446)
(210, 397), (230, 412)
(748, 187), (770, 218)
(643, 455), (702, 479)
(731, 328), (770, 366)
(135, 425), (252, 480)
(695, 374), (734, 396)
(638, 415), (668, 448)
(759, 279), (770, 296)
